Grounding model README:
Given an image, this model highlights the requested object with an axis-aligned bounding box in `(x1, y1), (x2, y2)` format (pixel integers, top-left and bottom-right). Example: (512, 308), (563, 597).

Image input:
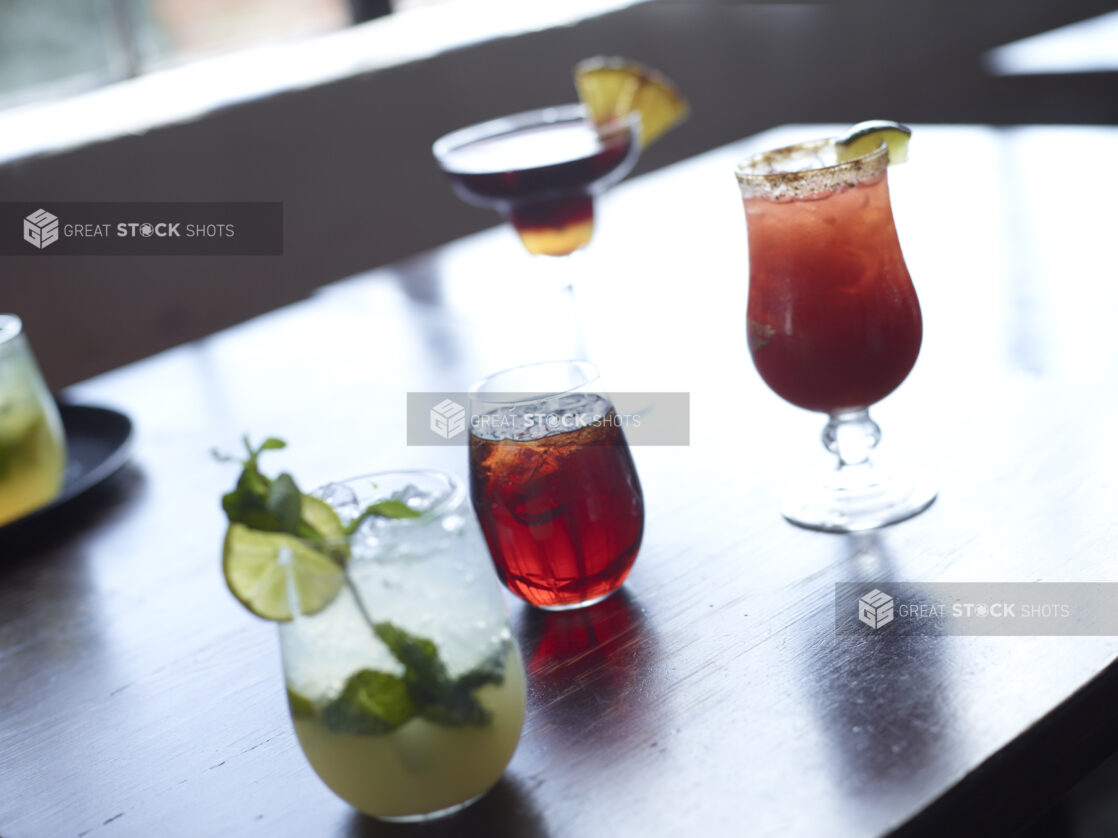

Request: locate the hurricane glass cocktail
(736, 138), (936, 531)
(0, 314), (66, 525)
(279, 470), (526, 821)
(468, 360), (644, 610)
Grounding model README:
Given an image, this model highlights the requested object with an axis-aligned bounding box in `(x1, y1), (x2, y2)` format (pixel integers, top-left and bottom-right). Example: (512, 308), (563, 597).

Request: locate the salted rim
(735, 137), (888, 201)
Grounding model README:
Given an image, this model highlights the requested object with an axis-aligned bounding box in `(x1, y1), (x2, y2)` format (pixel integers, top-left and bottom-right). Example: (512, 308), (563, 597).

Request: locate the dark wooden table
(3, 125), (1118, 838)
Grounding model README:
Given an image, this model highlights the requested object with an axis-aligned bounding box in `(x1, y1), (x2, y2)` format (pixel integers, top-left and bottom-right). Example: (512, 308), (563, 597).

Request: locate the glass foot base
(780, 467), (937, 533)
(373, 790), (487, 822)
(531, 589), (617, 612)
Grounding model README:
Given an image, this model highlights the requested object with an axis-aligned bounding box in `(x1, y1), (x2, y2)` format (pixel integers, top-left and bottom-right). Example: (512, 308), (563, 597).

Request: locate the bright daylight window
(0, 0), (454, 111)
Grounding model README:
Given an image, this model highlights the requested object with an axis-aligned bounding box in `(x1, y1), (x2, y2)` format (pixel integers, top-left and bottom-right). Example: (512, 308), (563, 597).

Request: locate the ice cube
(389, 719), (440, 774)
(395, 483), (424, 506)
(316, 482), (360, 523)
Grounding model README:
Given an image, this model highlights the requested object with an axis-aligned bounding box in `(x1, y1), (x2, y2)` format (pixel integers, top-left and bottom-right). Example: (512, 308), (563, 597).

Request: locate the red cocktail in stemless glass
(468, 360), (644, 610)
(736, 136), (936, 532)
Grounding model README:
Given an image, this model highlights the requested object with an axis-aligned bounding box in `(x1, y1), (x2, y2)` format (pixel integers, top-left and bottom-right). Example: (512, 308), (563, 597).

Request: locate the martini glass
(433, 105), (640, 357)
(735, 137), (936, 532)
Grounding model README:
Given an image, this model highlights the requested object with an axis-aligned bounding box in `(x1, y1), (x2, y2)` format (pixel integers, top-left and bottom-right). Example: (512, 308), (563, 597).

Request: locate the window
(131, 0), (350, 67)
(0, 0), (353, 109)
(0, 0), (642, 116)
(0, 1), (119, 108)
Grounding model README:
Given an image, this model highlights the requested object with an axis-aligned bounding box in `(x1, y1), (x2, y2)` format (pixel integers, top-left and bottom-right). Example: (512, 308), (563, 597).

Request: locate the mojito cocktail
(218, 450), (525, 822)
(280, 471), (525, 820)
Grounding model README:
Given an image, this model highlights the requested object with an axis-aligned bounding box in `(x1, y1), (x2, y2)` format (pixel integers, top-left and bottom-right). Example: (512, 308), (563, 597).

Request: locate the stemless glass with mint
(219, 448), (525, 822)
(0, 314), (65, 525)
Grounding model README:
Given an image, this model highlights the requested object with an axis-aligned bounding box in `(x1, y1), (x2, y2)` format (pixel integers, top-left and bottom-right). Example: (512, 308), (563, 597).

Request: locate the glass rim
(0, 314), (23, 347)
(432, 103), (639, 164)
(469, 359), (601, 406)
(734, 136), (889, 200)
(311, 468), (466, 539)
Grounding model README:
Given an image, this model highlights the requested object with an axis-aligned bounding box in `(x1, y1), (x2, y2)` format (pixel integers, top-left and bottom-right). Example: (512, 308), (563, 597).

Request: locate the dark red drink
(435, 109), (639, 256)
(469, 398), (644, 609)
(744, 171), (922, 413)
(735, 133), (936, 532)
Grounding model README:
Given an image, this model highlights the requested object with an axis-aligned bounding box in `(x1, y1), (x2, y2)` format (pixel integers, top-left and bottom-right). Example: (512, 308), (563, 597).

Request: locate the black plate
(1, 403), (134, 530)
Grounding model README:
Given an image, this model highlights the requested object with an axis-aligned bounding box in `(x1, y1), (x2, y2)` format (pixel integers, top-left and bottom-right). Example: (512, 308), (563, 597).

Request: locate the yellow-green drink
(278, 471), (526, 821)
(0, 315), (65, 525)
(292, 646), (525, 817)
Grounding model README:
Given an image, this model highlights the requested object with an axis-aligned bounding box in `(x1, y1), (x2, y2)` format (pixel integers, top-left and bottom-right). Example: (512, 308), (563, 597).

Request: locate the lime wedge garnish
(300, 494), (347, 541)
(835, 120), (911, 164)
(222, 495), (346, 621)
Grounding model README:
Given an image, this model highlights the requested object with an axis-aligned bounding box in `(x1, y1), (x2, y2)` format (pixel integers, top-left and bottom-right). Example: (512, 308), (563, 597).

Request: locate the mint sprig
(217, 436), (505, 736)
(320, 670), (415, 734)
(343, 499), (420, 534)
(375, 622), (505, 727)
(216, 437), (326, 545)
(317, 630), (510, 736)
(216, 436), (420, 546)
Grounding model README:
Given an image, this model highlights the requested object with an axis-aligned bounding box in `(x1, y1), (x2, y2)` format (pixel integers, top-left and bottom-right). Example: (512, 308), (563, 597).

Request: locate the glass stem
(534, 253), (589, 360)
(564, 281), (589, 361)
(822, 409), (881, 470)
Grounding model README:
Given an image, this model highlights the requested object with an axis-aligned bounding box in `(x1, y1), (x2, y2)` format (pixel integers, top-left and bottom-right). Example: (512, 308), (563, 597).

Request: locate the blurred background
(1, 0), (1115, 388)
